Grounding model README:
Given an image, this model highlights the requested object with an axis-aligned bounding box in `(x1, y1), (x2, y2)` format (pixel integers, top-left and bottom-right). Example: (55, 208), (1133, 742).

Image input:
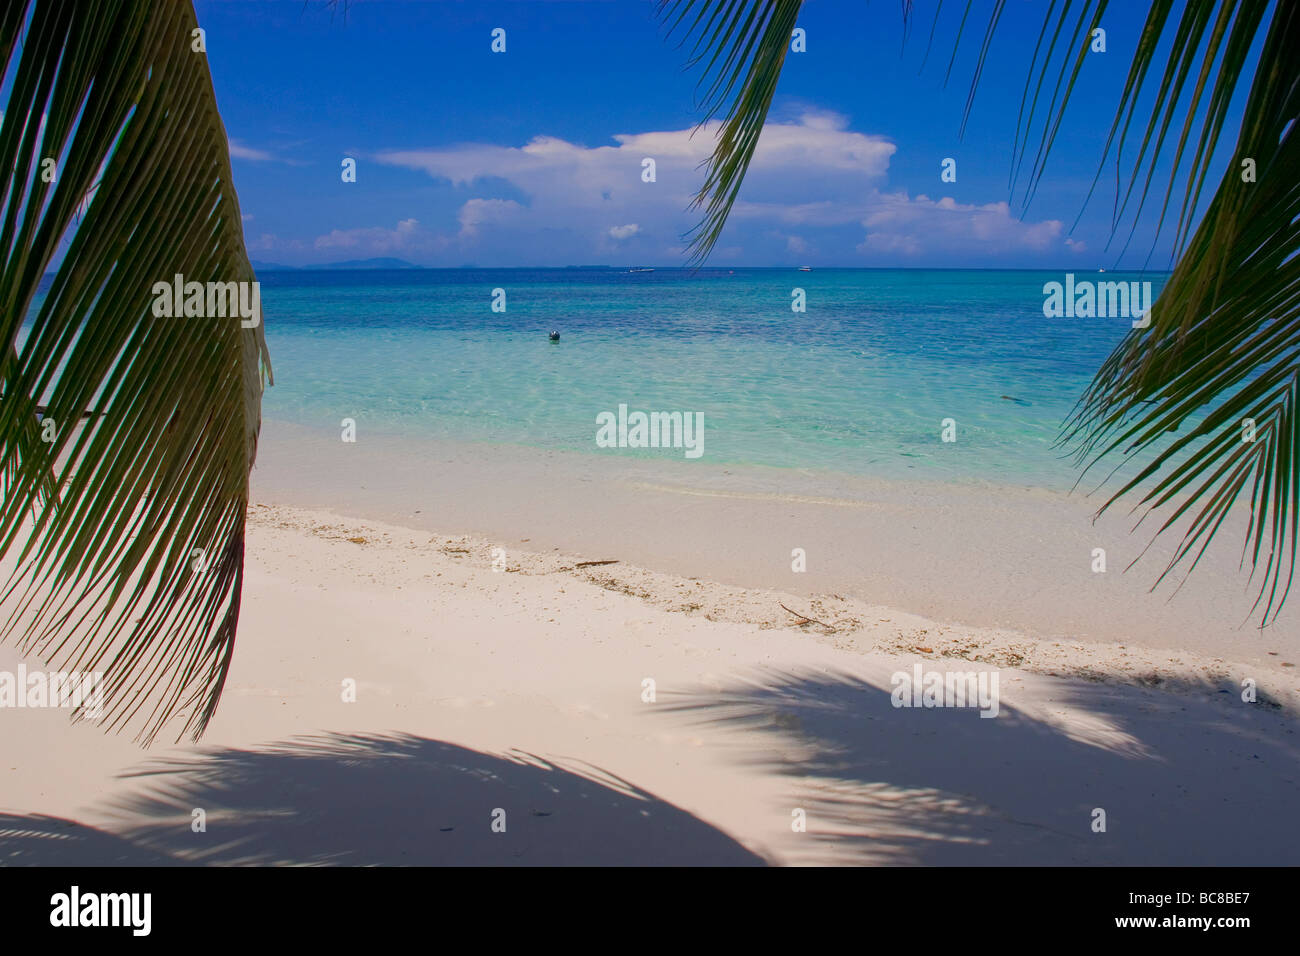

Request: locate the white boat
(798, 266), (812, 272)
(627, 267), (655, 273)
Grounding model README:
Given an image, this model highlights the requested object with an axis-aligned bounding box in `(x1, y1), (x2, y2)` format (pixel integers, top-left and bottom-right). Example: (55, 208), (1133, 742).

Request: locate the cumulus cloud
(287, 204), (527, 260)
(377, 112), (893, 210)
(364, 112), (902, 261)
(251, 110), (1072, 265)
(458, 198), (524, 239)
(313, 217), (451, 257)
(857, 193), (1062, 256)
(733, 200), (868, 227)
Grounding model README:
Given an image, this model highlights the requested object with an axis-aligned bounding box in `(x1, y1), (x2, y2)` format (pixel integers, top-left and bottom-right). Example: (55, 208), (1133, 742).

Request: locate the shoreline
(249, 418), (1298, 665)
(242, 503), (1300, 707)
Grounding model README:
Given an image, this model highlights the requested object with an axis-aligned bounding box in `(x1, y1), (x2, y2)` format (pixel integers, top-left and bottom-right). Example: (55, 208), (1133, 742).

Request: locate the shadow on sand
(4, 668), (1296, 866)
(659, 666), (1300, 865)
(1, 733), (765, 866)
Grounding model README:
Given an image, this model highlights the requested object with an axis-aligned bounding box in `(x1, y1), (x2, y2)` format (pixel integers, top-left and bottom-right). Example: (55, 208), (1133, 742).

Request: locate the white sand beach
(1, 421), (1297, 865)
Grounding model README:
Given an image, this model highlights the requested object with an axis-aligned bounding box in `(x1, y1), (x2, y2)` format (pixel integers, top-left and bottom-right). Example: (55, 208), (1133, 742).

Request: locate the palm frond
(1058, 1), (1299, 625)
(658, 0), (805, 263)
(0, 0), (272, 742)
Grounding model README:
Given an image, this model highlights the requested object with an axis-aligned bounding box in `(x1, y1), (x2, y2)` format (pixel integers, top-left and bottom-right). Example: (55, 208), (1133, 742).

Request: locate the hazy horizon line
(245, 263), (1176, 274)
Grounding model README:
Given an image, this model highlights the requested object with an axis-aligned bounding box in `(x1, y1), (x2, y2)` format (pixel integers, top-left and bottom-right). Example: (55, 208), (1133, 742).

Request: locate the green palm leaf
(0, 0), (271, 742)
(664, 0), (1298, 625)
(1059, 1), (1299, 626)
(659, 0), (805, 265)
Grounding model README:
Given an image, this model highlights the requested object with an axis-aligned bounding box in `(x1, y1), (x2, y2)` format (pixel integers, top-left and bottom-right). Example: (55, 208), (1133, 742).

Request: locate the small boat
(627, 267), (655, 273)
(798, 266), (812, 272)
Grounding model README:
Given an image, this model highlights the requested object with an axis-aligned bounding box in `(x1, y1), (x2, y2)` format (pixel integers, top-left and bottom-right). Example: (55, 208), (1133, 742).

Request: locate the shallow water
(253, 267), (1165, 490)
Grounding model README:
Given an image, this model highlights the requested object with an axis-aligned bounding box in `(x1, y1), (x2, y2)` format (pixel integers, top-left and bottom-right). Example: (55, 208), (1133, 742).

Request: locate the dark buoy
(549, 330), (560, 342)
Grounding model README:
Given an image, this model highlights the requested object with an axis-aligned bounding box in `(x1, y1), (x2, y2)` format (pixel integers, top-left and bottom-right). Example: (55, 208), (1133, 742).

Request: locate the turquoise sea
(256, 267), (1165, 490)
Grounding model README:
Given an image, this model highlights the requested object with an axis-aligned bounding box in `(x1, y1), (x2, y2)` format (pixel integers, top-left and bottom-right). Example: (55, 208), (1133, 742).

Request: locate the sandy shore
(248, 421), (1299, 664)
(2, 494), (1298, 865)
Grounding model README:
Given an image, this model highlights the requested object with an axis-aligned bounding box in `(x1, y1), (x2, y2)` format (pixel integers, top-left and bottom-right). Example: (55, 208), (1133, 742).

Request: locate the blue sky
(195, 0), (1254, 269)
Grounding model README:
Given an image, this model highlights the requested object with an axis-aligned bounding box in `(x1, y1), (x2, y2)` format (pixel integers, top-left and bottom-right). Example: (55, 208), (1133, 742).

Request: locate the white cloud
(857, 193), (1062, 256)
(313, 217), (450, 257)
(376, 111), (895, 199)
(371, 111), (897, 255)
(249, 111), (1072, 265)
(293, 205), (524, 260)
(458, 198), (523, 239)
(228, 139), (308, 166)
(733, 200), (864, 226)
(228, 139), (276, 162)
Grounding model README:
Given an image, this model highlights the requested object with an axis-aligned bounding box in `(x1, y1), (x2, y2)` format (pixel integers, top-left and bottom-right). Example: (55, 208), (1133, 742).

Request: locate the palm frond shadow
(0, 812), (179, 866)
(659, 666), (1300, 865)
(0, 732), (766, 866)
